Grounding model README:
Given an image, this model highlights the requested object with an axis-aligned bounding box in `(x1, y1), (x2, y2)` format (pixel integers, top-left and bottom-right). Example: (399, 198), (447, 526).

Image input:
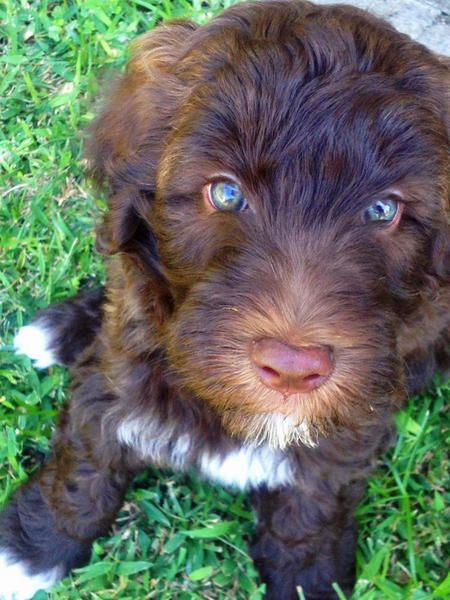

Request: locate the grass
(0, 0), (449, 598)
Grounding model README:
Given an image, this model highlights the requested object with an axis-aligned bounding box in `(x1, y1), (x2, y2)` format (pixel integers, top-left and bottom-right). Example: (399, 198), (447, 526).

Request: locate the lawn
(0, 0), (449, 598)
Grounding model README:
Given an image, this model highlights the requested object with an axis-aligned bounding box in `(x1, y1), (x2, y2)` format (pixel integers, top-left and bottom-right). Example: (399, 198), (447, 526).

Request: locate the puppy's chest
(197, 443), (294, 490)
(116, 417), (294, 490)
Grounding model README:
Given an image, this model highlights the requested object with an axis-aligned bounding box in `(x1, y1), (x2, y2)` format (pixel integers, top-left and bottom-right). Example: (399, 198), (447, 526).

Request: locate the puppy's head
(88, 0), (450, 448)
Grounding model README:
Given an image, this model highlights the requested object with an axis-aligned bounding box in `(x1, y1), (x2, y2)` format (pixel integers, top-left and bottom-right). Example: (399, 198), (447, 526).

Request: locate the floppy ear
(86, 20), (198, 256)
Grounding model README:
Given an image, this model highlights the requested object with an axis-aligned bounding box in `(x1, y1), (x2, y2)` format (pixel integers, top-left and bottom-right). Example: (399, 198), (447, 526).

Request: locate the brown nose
(250, 338), (333, 395)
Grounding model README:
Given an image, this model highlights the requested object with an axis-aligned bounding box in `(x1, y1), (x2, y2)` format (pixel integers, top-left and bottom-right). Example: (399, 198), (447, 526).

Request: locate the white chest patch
(198, 444), (294, 490)
(0, 551), (62, 600)
(117, 418), (294, 491)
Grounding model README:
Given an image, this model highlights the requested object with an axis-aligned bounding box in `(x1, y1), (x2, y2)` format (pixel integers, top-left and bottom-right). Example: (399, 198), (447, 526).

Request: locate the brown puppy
(2, 1), (449, 598)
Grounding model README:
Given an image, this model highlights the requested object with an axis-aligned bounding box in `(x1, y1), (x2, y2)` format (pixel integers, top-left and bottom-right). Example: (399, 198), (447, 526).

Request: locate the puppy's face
(90, 1), (450, 448)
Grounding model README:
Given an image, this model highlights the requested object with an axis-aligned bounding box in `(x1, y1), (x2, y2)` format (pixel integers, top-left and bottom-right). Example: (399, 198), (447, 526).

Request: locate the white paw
(14, 323), (57, 369)
(0, 551), (62, 600)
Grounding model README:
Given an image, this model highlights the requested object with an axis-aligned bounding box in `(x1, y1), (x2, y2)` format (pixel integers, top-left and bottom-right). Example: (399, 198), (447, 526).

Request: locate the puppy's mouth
(165, 278), (404, 448)
(167, 327), (404, 448)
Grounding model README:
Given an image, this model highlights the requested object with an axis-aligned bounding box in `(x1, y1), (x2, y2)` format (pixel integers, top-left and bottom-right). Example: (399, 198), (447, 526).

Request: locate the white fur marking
(199, 444), (294, 490)
(14, 324), (56, 369)
(170, 434), (191, 468)
(117, 419), (293, 490)
(0, 551), (62, 600)
(117, 419), (191, 469)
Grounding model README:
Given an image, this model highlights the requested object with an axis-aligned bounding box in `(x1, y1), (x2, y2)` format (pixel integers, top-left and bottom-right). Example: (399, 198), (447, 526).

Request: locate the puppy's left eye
(363, 197), (401, 225)
(205, 181), (248, 212)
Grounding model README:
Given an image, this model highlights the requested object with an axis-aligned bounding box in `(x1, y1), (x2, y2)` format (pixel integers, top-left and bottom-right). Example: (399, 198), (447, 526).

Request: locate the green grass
(0, 1), (449, 598)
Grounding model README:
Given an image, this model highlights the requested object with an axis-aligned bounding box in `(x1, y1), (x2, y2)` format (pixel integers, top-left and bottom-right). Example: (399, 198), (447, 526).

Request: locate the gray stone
(313, 0), (450, 55)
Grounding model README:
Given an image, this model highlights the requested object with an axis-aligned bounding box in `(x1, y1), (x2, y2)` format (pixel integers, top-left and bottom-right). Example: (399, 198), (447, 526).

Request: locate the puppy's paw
(0, 551), (61, 600)
(14, 320), (58, 369)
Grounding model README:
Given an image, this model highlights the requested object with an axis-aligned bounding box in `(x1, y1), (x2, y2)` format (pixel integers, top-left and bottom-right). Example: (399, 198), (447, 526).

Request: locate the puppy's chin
(227, 412), (320, 450)
(211, 371), (405, 450)
(171, 350), (404, 449)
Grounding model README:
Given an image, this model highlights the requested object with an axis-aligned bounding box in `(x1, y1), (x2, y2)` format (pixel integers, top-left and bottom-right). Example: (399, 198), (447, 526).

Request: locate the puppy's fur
(1, 1), (449, 598)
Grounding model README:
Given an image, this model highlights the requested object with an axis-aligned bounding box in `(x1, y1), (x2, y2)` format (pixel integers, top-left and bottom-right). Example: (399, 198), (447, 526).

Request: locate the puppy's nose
(250, 338), (333, 395)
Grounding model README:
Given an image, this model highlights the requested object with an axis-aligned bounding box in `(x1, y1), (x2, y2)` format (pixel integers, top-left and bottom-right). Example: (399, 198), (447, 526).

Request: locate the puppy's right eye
(362, 191), (404, 229)
(204, 181), (248, 212)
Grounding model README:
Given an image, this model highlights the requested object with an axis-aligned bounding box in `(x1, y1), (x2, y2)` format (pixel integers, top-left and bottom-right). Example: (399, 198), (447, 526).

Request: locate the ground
(317, 0), (450, 55)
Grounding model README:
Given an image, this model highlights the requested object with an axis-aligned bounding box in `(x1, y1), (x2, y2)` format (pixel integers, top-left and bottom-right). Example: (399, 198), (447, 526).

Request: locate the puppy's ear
(86, 20), (198, 255)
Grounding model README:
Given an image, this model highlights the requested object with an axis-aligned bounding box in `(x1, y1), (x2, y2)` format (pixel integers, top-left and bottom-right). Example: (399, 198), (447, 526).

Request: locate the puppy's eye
(363, 197), (401, 225)
(205, 181), (248, 212)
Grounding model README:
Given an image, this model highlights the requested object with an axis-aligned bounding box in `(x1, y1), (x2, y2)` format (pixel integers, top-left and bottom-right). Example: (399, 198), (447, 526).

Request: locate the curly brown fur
(1, 1), (449, 599)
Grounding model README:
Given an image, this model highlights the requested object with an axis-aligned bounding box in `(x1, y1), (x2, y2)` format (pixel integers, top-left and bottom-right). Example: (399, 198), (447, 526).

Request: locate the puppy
(2, 1), (449, 598)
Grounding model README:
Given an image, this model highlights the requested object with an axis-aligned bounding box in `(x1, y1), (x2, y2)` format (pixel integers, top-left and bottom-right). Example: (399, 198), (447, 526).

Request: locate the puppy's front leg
(0, 367), (136, 600)
(250, 478), (366, 600)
